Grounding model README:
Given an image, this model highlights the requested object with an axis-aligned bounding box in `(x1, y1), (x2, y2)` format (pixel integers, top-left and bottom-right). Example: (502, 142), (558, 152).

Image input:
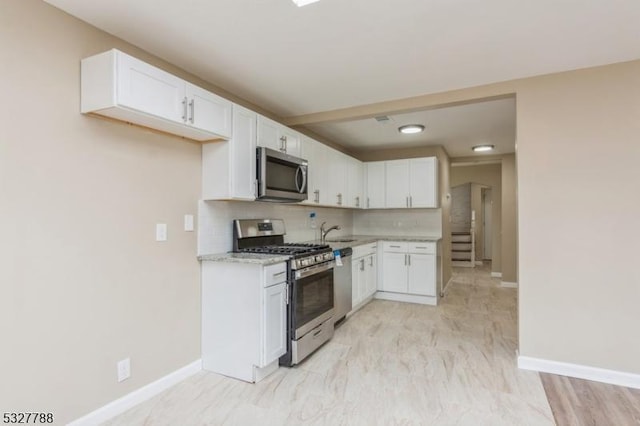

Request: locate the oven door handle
(295, 261), (335, 280)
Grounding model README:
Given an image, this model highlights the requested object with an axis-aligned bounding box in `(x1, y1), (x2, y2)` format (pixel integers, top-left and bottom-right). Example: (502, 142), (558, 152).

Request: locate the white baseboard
(68, 359), (202, 426)
(491, 272), (502, 278)
(501, 281), (518, 288)
(518, 355), (640, 389)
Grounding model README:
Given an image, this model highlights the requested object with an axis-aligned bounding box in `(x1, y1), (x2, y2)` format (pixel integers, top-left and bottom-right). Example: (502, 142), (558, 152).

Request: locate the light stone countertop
(318, 235), (442, 251)
(197, 252), (290, 266)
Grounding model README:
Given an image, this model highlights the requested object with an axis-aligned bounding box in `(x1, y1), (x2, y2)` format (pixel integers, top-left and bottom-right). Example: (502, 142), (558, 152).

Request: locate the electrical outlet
(117, 358), (130, 382)
(156, 223), (167, 241)
(184, 214), (194, 232)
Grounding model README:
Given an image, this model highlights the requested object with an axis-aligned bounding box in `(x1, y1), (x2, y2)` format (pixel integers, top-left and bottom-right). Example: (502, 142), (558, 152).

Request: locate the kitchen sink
(326, 238), (356, 243)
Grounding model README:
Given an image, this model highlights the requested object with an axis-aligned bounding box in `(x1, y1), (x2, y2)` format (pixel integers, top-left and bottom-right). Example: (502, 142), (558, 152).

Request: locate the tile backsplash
(353, 209), (442, 237)
(198, 201), (353, 254)
(198, 201), (443, 255)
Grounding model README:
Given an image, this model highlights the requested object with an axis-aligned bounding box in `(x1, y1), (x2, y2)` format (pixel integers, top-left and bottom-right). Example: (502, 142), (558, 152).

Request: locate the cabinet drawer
(264, 262), (287, 287)
(382, 241), (407, 253)
(408, 242), (436, 254)
(352, 242), (377, 258)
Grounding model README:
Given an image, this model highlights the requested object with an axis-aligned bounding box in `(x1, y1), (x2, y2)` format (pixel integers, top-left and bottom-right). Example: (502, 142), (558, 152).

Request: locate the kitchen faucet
(320, 222), (341, 243)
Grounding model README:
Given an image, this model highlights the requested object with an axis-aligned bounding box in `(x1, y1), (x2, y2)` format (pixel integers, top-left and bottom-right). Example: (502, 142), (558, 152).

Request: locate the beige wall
(501, 155), (517, 283)
(451, 164), (503, 273)
(354, 146), (452, 287)
(0, 0), (245, 422)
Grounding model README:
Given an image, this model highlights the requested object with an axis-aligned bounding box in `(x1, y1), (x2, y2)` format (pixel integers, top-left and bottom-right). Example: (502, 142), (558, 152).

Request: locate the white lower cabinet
(351, 243), (377, 311)
(202, 261), (287, 382)
(377, 241), (439, 305)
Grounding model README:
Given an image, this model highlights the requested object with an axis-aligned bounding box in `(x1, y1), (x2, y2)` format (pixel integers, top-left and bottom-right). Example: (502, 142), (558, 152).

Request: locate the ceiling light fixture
(292, 0), (321, 6)
(398, 124), (425, 134)
(472, 144), (495, 152)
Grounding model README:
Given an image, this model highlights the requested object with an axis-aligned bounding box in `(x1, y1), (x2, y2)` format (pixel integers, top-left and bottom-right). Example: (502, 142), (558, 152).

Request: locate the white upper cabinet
(81, 49), (232, 141)
(326, 148), (348, 207)
(186, 83), (233, 137)
(202, 104), (257, 200)
(385, 160), (411, 208)
(257, 115), (301, 157)
(408, 157), (438, 208)
(365, 161), (386, 209)
(301, 136), (328, 205)
(383, 157), (439, 209)
(346, 157), (364, 208)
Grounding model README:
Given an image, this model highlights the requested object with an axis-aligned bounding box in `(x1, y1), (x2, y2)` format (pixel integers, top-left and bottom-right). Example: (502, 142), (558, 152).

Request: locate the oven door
(257, 147), (308, 202)
(291, 263), (334, 339)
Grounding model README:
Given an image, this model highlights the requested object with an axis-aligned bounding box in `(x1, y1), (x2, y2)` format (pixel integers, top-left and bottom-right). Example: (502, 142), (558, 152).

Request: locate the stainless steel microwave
(256, 147), (308, 202)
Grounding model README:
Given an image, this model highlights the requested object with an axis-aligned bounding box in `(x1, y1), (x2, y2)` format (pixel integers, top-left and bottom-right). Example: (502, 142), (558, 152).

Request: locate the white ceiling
(306, 98), (516, 156)
(45, 0), (640, 155)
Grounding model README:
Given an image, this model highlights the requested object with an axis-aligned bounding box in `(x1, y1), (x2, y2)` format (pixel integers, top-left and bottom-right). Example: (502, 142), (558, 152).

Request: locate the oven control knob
(325, 253), (333, 261)
(316, 255), (323, 263)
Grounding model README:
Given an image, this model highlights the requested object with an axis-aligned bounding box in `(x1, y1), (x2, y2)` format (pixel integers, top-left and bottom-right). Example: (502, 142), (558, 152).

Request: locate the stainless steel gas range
(233, 219), (335, 366)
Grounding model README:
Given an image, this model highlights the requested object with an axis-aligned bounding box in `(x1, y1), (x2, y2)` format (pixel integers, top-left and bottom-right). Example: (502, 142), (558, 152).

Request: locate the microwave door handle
(299, 166), (307, 194)
(295, 166), (302, 193)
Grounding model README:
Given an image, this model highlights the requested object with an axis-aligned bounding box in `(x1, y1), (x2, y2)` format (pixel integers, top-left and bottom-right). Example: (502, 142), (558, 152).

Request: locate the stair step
(452, 249), (472, 253)
(451, 232), (471, 235)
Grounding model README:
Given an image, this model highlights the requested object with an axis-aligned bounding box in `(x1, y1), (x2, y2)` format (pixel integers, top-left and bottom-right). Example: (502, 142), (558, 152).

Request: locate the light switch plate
(156, 223), (167, 241)
(184, 215), (194, 232)
(117, 358), (130, 382)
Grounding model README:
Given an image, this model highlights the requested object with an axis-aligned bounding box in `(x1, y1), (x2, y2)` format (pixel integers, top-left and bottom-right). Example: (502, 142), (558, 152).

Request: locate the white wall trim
(518, 355), (640, 390)
(68, 359), (202, 426)
(491, 272), (502, 278)
(501, 281), (518, 288)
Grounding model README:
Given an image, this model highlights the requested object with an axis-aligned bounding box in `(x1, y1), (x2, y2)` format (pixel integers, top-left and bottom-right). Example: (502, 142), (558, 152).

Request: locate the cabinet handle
(360, 259), (365, 271)
(404, 254), (407, 265)
(189, 99), (195, 123)
(279, 136), (287, 152)
(182, 97), (188, 121)
(356, 196), (360, 207)
(285, 284), (289, 305)
(273, 271), (285, 278)
(314, 189), (320, 203)
(390, 245), (401, 248)
(337, 193), (342, 205)
(369, 256), (374, 266)
(410, 196), (413, 208)
(367, 197), (370, 208)
(408, 254), (411, 266)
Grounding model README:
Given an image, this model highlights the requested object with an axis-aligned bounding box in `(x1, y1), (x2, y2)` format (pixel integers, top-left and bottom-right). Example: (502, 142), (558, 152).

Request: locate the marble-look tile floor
(104, 264), (555, 425)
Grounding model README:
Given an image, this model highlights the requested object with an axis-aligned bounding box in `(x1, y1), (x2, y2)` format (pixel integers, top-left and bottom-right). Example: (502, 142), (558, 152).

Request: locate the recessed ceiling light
(292, 0), (321, 6)
(472, 145), (495, 152)
(398, 124), (425, 134)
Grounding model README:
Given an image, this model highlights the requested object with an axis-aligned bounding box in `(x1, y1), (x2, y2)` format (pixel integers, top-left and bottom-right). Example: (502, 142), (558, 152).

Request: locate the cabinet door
(262, 283), (287, 366)
(347, 158), (364, 208)
(351, 258), (361, 308)
(381, 252), (408, 293)
(257, 115), (281, 151)
(326, 148), (347, 207)
(385, 160), (410, 208)
(365, 254), (377, 298)
(409, 157), (438, 208)
(230, 104), (257, 200)
(407, 253), (436, 296)
(281, 128), (301, 157)
(185, 83), (232, 138)
(366, 162), (386, 208)
(117, 52), (185, 123)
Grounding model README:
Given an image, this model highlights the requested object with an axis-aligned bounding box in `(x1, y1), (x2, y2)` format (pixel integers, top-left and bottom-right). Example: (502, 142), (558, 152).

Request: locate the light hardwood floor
(541, 373), (640, 426)
(104, 264), (555, 425)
